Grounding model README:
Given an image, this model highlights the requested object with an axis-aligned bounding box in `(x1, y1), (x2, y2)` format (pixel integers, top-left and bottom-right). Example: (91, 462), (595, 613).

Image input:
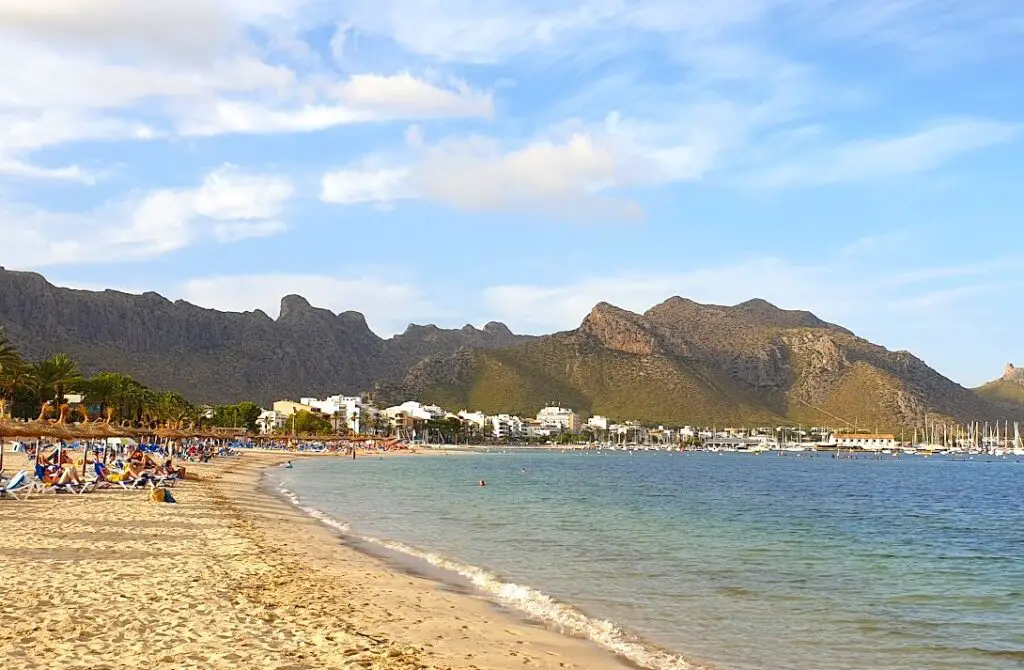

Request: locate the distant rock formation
(0, 268), (533, 405)
(1004, 363), (1024, 385)
(384, 297), (1019, 429)
(2, 267), (1017, 427)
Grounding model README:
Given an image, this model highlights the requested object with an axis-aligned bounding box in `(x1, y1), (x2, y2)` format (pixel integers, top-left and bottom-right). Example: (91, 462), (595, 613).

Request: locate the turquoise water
(269, 452), (1024, 670)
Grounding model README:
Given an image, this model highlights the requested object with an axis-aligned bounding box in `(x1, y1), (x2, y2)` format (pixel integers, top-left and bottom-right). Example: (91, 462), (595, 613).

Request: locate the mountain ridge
(0, 268), (532, 405)
(1, 267), (1016, 428)
(381, 297), (1017, 429)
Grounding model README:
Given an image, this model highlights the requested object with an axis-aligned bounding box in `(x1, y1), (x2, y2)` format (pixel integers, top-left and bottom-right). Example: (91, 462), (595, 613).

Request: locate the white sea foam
(276, 482), (704, 670)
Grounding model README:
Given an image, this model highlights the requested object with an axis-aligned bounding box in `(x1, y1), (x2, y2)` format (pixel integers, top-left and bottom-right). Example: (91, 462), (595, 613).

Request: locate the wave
(275, 482), (706, 670)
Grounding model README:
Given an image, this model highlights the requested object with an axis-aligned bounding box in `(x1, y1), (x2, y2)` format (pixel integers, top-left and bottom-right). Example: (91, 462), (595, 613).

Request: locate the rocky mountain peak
(483, 321), (512, 334)
(580, 302), (659, 355)
(1004, 363), (1024, 385)
(337, 310), (371, 330)
(278, 294), (314, 320)
(735, 298), (777, 310)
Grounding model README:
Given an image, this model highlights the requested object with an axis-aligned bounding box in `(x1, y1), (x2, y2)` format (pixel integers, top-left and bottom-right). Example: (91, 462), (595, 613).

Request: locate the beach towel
(150, 487), (177, 504)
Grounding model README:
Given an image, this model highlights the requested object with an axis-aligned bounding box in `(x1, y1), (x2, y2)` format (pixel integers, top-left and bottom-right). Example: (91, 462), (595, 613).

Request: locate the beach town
(3, 341), (1024, 670)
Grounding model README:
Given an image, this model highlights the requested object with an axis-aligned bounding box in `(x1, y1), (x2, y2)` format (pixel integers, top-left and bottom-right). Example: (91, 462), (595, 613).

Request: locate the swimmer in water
(284, 460), (293, 469)
(479, 479), (486, 487)
(520, 467), (527, 474)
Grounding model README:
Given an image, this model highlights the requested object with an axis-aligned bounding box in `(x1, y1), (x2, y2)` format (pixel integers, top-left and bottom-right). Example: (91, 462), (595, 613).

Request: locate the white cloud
(0, 109), (158, 182)
(321, 129), (652, 220)
(0, 158), (96, 183)
(176, 74), (492, 137)
(195, 165), (294, 220)
(0, 2), (497, 175)
(213, 220), (289, 243)
(414, 132), (642, 219)
(178, 102), (374, 137)
(178, 273), (438, 335)
(335, 73), (493, 118)
(0, 0), (236, 62)
(749, 119), (1020, 187)
(0, 164), (293, 267)
(321, 165), (413, 205)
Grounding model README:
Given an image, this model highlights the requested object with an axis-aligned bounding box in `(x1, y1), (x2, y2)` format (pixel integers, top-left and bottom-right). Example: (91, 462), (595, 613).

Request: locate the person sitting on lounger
(91, 461), (113, 488)
(124, 461), (158, 485)
(158, 459), (186, 479)
(40, 463), (60, 485)
(55, 464), (84, 486)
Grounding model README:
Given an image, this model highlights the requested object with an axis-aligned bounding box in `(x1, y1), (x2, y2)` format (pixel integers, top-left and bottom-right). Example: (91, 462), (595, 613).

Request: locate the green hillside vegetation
(787, 362), (910, 432)
(421, 337), (782, 426)
(975, 379), (1024, 407)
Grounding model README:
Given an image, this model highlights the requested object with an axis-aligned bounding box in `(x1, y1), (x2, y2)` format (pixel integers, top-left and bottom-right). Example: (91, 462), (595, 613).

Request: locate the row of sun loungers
(1, 459), (182, 500)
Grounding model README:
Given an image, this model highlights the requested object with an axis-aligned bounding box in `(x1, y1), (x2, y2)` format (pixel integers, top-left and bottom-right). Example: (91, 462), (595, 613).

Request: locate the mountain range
(0, 267), (1019, 429)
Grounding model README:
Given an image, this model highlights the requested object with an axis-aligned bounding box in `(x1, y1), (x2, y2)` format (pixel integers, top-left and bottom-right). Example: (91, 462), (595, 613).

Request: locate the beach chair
(1, 471), (44, 500)
(116, 471), (155, 490)
(151, 472), (180, 488)
(47, 479), (96, 495)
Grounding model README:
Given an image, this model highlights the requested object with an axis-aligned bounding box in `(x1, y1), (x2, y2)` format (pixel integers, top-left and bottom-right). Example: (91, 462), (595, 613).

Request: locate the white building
(458, 410), (489, 431)
(491, 414), (524, 439)
(537, 406), (580, 433)
(587, 415), (609, 431)
(526, 426), (551, 439)
(300, 395), (364, 433)
(384, 401), (446, 422)
(836, 434), (896, 451)
(257, 409), (286, 435)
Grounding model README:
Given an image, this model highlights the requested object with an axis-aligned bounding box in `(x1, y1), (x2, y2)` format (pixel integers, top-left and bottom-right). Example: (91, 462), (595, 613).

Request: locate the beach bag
(150, 487), (177, 504)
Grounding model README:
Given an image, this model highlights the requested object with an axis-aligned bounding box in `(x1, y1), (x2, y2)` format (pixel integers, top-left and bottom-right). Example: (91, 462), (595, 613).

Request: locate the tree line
(0, 328), (263, 431)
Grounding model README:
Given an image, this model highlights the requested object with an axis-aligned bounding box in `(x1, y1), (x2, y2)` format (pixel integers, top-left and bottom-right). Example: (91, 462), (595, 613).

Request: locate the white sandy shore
(0, 449), (631, 669)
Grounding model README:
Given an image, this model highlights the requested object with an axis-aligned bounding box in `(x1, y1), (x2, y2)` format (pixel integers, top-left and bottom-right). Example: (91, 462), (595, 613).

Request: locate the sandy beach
(0, 449), (630, 670)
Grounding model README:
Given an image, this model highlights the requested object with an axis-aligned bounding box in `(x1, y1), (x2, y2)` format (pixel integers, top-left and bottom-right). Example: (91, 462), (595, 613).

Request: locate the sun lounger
(117, 473), (156, 490)
(1, 471), (44, 500)
(46, 480), (96, 495)
(151, 472), (180, 488)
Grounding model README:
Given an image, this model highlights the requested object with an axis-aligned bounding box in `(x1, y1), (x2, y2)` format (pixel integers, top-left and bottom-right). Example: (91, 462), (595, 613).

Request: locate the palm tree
(80, 372), (121, 420)
(0, 331), (27, 418)
(0, 329), (19, 376)
(153, 391), (189, 427)
(32, 354), (83, 406)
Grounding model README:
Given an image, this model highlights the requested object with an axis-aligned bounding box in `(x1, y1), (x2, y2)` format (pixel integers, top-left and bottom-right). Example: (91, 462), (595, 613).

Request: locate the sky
(0, 0), (1021, 387)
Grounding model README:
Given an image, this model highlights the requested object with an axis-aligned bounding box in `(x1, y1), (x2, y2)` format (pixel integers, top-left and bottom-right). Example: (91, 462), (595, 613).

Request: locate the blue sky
(0, 0), (1022, 386)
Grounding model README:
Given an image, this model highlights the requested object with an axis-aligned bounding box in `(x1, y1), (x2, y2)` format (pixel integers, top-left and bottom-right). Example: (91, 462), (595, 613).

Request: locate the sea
(266, 451), (1024, 670)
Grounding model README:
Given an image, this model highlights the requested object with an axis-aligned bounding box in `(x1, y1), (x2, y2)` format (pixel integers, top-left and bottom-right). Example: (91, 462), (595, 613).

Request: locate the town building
(384, 401), (446, 422)
(587, 415), (609, 431)
(458, 410), (489, 431)
(537, 405), (580, 433)
(272, 400), (308, 417)
(836, 433), (897, 451)
(524, 420), (553, 439)
(491, 414), (524, 439)
(300, 395), (364, 433)
(256, 409), (286, 434)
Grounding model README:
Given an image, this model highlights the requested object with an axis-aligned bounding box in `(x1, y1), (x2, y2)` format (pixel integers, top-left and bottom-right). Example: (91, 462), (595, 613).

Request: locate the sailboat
(1013, 422), (1024, 457)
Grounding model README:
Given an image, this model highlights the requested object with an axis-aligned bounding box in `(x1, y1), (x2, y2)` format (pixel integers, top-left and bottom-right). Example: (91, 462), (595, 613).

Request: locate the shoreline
(0, 450), (633, 669)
